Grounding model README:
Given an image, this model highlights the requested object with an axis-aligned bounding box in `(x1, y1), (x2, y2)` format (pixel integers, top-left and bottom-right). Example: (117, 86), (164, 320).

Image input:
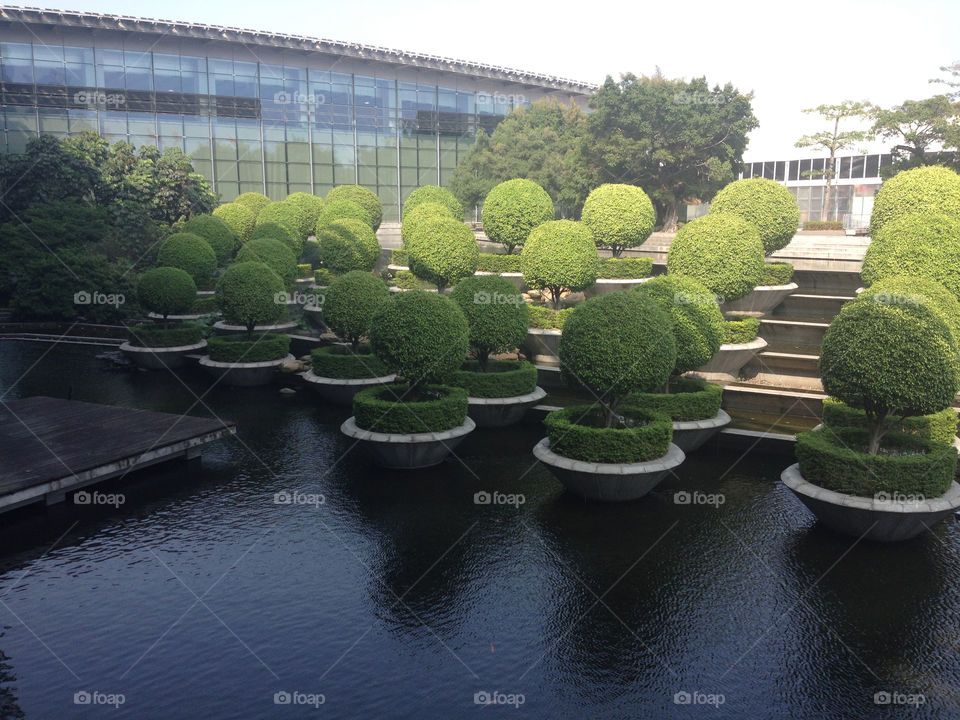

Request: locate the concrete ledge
(672, 409), (731, 453)
(212, 321), (298, 334)
(301, 370), (397, 405)
(524, 328), (562, 366)
(722, 283), (798, 317)
(120, 340), (208, 370)
(148, 311), (219, 321)
(583, 277), (653, 298)
(689, 337), (767, 383)
(340, 415), (476, 469)
(467, 386), (547, 427)
(199, 353), (293, 386)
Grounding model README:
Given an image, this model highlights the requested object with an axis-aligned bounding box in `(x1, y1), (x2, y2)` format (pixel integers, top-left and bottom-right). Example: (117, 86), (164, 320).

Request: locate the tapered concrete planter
(467, 387), (547, 428)
(671, 409), (731, 453)
(212, 320), (298, 335)
(721, 283), (798, 317)
(533, 438), (685, 502)
(303, 304), (326, 329)
(301, 370), (397, 405)
(781, 463), (960, 542)
(583, 277), (653, 299)
(523, 329), (562, 366)
(198, 354), (294, 387)
(389, 286), (439, 293)
(148, 311), (219, 322)
(119, 340), (207, 370)
(340, 416), (476, 469)
(689, 337), (767, 384)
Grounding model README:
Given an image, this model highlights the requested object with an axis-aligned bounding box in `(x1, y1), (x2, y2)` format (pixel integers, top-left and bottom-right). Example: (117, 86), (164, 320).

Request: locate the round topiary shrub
(870, 165), (960, 235)
(634, 274), (725, 374)
(310, 344), (389, 380)
(666, 213), (764, 302)
(214, 261), (286, 337)
(520, 220), (600, 308)
(482, 178), (555, 254)
(249, 221), (300, 251)
(406, 216), (479, 291)
(400, 202), (453, 247)
(709, 177), (800, 255)
(182, 214), (237, 265)
(285, 192), (326, 237)
(233, 192), (272, 219)
(235, 237), (298, 286)
(213, 203), (256, 243)
(256, 200), (308, 251)
(861, 212), (960, 300)
(581, 184), (656, 257)
(315, 200), (373, 231)
(137, 266), (196, 325)
(858, 276), (960, 346)
(403, 185), (463, 221)
(156, 232), (217, 288)
(326, 185), (382, 231)
(322, 270), (390, 351)
(316, 219), (381, 274)
(449, 275), (530, 368)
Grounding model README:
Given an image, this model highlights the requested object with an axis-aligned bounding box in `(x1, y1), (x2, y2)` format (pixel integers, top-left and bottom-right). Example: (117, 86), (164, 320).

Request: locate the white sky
(17, 0), (960, 160)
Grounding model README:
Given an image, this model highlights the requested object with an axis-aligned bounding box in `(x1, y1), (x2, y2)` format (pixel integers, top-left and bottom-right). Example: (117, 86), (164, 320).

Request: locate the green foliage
(236, 237), (298, 286)
(581, 184), (656, 256)
(476, 253), (523, 273)
(297, 263), (313, 279)
(310, 343), (390, 379)
(207, 333), (290, 363)
(400, 202), (454, 247)
(710, 178), (800, 255)
(326, 185), (383, 230)
(316, 200), (373, 231)
(482, 179), (555, 253)
(544, 405), (673, 463)
(403, 186), (463, 220)
(391, 249), (410, 267)
(256, 201), (308, 251)
(871, 98), (960, 179)
(629, 377), (723, 421)
(353, 384), (468, 433)
(862, 276), (960, 343)
(449, 275), (529, 365)
(803, 221), (844, 231)
(870, 165), (960, 234)
(285, 192), (326, 237)
(322, 271), (390, 347)
(214, 261), (286, 334)
(316, 219), (381, 274)
(407, 216), (479, 290)
(213, 203), (256, 243)
(667, 213), (764, 301)
(392, 270), (420, 290)
(597, 257), (653, 279)
(250, 221), (300, 251)
(822, 397), (959, 447)
(527, 305), (573, 329)
(314, 268), (336, 286)
(724, 316), (760, 344)
(234, 192), (271, 219)
(128, 325), (204, 348)
(761, 262), (794, 286)
(520, 220), (599, 308)
(182, 214), (237, 265)
(137, 267), (197, 319)
(191, 295), (218, 314)
(450, 359), (537, 397)
(156, 232), (217, 288)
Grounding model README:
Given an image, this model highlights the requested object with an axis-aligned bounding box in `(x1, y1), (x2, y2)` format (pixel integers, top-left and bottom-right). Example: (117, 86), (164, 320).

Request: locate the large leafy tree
(870, 95), (960, 177)
(584, 72), (758, 231)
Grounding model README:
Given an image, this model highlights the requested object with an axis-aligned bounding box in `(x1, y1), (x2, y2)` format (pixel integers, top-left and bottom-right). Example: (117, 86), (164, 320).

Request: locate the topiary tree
(403, 185), (463, 221)
(559, 291), (677, 426)
(870, 165), (960, 236)
(482, 178), (555, 254)
(256, 200), (308, 251)
(666, 213), (764, 301)
(581, 184), (656, 257)
(520, 220), (600, 308)
(315, 200), (373, 231)
(400, 202), (454, 247)
(820, 296), (959, 454)
(326, 185), (382, 230)
(369, 291), (469, 398)
(322, 270), (390, 352)
(137, 266), (196, 328)
(709, 177), (800, 255)
(249, 221), (300, 251)
(862, 275), (960, 344)
(234, 192), (272, 219)
(316, 218), (381, 274)
(214, 261), (285, 338)
(235, 237), (297, 286)
(156, 232), (217, 288)
(634, 274), (724, 374)
(449, 275), (530, 369)
(285, 192), (326, 237)
(406, 216), (479, 291)
(213, 202), (256, 243)
(182, 214), (237, 265)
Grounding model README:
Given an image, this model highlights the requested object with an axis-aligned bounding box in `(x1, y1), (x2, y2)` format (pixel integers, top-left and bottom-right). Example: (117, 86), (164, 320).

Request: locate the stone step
(759, 318), (830, 347)
(776, 292), (853, 318)
(791, 269), (863, 295)
(742, 351), (822, 392)
(721, 384), (826, 419)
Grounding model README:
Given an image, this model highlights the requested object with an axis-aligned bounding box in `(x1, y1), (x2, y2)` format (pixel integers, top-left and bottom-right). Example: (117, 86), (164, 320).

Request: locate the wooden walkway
(0, 396), (235, 512)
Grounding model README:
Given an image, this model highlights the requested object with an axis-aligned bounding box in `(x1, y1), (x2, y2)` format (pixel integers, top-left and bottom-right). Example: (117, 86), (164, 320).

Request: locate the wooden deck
(0, 396), (235, 512)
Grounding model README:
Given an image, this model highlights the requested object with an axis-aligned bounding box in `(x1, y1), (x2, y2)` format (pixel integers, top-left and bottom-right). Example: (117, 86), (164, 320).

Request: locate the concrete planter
(583, 277), (653, 299)
(302, 304), (326, 330)
(689, 337), (767, 384)
(340, 416), (476, 469)
(212, 320), (298, 335)
(533, 438), (685, 502)
(198, 353), (293, 387)
(148, 311), (219, 322)
(721, 283), (799, 317)
(671, 409), (731, 453)
(300, 370), (397, 405)
(781, 463), (960, 542)
(523, 328), (562, 366)
(119, 340), (207, 370)
(467, 387), (547, 428)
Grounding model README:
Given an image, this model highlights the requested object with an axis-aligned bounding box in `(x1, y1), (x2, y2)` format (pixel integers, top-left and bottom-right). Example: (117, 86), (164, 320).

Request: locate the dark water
(1, 341), (959, 719)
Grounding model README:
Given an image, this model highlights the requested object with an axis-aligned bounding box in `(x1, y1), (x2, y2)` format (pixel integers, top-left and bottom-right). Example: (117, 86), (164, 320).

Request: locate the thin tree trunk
(823, 118), (838, 222)
(867, 408), (889, 455)
(661, 201), (679, 232)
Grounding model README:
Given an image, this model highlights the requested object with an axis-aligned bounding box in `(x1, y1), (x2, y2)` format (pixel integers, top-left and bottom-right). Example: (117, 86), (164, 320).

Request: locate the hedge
(628, 377), (723, 422)
(796, 427), (957, 498)
(235, 238), (298, 286)
(581, 184), (656, 257)
(156, 233), (217, 288)
(450, 359), (537, 398)
(476, 253), (523, 273)
(256, 201), (308, 250)
(191, 295), (218, 314)
(406, 216), (479, 290)
(250, 221), (300, 252)
(182, 215), (237, 265)
(326, 185), (382, 230)
(822, 397), (959, 447)
(137, 266), (197, 320)
(213, 203), (256, 243)
(207, 333), (290, 363)
(544, 405), (672, 463)
(310, 343), (390, 379)
(870, 165), (960, 235)
(527, 305), (573, 330)
(322, 270), (390, 348)
(353, 383), (468, 433)
(760, 262), (794, 286)
(597, 257), (653, 279)
(129, 325), (204, 348)
(521, 220), (600, 308)
(724, 316), (760, 344)
(285, 192), (326, 237)
(316, 219), (381, 274)
(710, 177), (800, 255)
(214, 261), (286, 333)
(803, 221), (844, 231)
(316, 199), (373, 231)
(233, 192), (271, 219)
(482, 178), (555, 253)
(403, 185), (463, 220)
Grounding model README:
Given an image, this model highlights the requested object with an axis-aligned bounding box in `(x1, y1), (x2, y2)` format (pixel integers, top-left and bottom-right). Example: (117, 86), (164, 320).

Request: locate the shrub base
(340, 415), (475, 469)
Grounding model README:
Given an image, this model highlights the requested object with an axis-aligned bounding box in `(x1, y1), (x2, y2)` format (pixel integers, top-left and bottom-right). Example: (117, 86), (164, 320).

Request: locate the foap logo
(473, 291), (523, 306)
(874, 491), (925, 505)
(273, 690), (325, 708)
(674, 291), (723, 306)
(275, 290), (324, 307)
(74, 490), (125, 508)
(474, 490), (525, 507)
(273, 91), (326, 106)
(872, 291), (921, 307)
(671, 91), (725, 106)
(474, 690), (525, 708)
(74, 690), (125, 708)
(673, 690), (725, 707)
(673, 490), (725, 508)
(274, 490), (325, 508)
(874, 691), (925, 706)
(74, 290), (125, 307)
(477, 91), (525, 106)
(74, 90), (125, 107)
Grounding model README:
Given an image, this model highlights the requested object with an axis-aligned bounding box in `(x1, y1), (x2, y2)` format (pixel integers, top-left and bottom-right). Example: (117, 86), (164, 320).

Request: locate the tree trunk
(823, 118), (838, 222)
(477, 350), (489, 371)
(661, 201), (679, 232)
(550, 287), (562, 310)
(867, 408), (889, 455)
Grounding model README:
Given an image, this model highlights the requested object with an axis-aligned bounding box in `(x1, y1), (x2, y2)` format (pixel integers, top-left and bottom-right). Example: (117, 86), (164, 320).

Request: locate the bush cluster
(236, 238), (298, 286)
(521, 220), (599, 308)
(544, 405), (672, 463)
(870, 165), (960, 235)
(310, 343), (390, 379)
(581, 184), (656, 257)
(450, 359), (537, 398)
(724, 316), (760, 344)
(406, 216), (479, 291)
(129, 325), (204, 348)
(250, 221), (300, 252)
(403, 185), (463, 221)
(137, 266), (197, 320)
(710, 177), (800, 255)
(182, 215), (237, 265)
(476, 253), (523, 273)
(822, 397), (959, 447)
(353, 383), (468, 433)
(628, 377), (723, 422)
(327, 185), (382, 230)
(316, 219), (381, 274)
(213, 203), (256, 243)
(156, 233), (217, 288)
(596, 257), (653, 279)
(482, 179), (554, 253)
(207, 333), (290, 363)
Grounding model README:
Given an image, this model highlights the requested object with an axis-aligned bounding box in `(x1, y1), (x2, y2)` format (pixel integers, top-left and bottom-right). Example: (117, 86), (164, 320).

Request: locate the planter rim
(749, 281), (799, 292)
(718, 337), (767, 351)
(120, 340), (207, 354)
(302, 304), (324, 314)
(340, 415), (476, 443)
(672, 408), (731, 431)
(301, 370), (396, 386)
(199, 353), (293, 369)
(527, 327), (562, 336)
(147, 311), (219, 321)
(468, 386), (546, 406)
(389, 286), (438, 293)
(196, 290), (215, 296)
(592, 277), (653, 285)
(533, 437), (685, 475)
(212, 320), (298, 332)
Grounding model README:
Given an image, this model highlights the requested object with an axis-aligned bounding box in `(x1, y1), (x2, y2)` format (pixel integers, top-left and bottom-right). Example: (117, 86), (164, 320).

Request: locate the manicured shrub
(403, 185), (463, 221)
(213, 203), (256, 243)
(297, 263), (312, 279)
(520, 220), (599, 308)
(322, 270), (390, 351)
(182, 214), (237, 265)
(544, 405), (672, 464)
(236, 237), (298, 286)
(870, 165), (960, 235)
(597, 257), (653, 279)
(207, 333), (290, 363)
(391, 249), (409, 267)
(156, 232), (217, 288)
(256, 200), (308, 251)
(316, 200), (373, 231)
(285, 192), (326, 237)
(233, 192), (271, 219)
(724, 316), (760, 344)
(250, 221), (300, 252)
(803, 220), (844, 231)
(407, 216), (479, 291)
(310, 343), (390, 379)
(392, 269), (419, 290)
(629, 377), (723, 422)
(191, 295), (218, 314)
(710, 177), (800, 255)
(450, 359), (537, 397)
(527, 305), (573, 330)
(861, 276), (960, 344)
(326, 185), (382, 230)
(353, 383), (467, 433)
(129, 325), (204, 349)
(214, 261), (286, 337)
(822, 397), (959, 447)
(581, 184), (656, 257)
(316, 219), (381, 274)
(482, 178), (554, 254)
(400, 202), (452, 246)
(634, 274), (724, 373)
(449, 275), (529, 368)
(760, 262), (794, 286)
(137, 266), (197, 325)
(314, 268), (335, 286)
(476, 253), (523, 273)
(666, 213), (764, 301)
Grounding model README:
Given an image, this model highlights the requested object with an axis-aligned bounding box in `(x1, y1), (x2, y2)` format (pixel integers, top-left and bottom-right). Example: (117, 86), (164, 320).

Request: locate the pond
(1, 341), (958, 718)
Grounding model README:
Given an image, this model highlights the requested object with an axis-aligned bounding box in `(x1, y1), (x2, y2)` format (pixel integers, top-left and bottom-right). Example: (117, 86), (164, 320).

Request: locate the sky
(17, 0), (960, 160)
